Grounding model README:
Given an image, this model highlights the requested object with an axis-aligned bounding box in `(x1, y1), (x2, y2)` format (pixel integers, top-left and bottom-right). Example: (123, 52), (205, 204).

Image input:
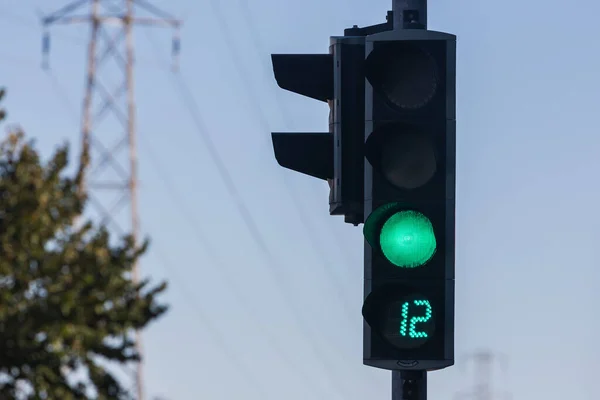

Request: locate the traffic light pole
(392, 0), (427, 29)
(393, 370), (427, 400)
(390, 1), (429, 399)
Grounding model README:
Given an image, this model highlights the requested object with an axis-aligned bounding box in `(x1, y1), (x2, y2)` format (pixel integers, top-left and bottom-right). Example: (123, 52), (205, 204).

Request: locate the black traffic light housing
(271, 45), (366, 224)
(361, 28), (456, 371)
(271, 54), (334, 181)
(271, 17), (393, 225)
(269, 9), (457, 374)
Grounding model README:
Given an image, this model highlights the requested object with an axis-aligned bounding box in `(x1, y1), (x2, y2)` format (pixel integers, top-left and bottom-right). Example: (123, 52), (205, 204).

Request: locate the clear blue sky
(1, 0), (600, 398)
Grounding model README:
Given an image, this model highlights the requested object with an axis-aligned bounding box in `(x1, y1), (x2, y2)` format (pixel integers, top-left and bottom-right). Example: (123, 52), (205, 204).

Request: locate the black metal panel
(329, 37), (366, 224)
(271, 131), (333, 180)
(271, 54), (334, 102)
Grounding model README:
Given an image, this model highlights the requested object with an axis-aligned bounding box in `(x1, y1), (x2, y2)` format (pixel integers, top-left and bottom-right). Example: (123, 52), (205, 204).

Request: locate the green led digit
(400, 302), (410, 336)
(409, 300), (432, 338)
(399, 299), (433, 339)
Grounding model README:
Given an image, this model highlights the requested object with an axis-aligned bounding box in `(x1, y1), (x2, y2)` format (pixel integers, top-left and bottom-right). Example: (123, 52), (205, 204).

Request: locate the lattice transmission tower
(40, 1), (181, 398)
(455, 350), (512, 400)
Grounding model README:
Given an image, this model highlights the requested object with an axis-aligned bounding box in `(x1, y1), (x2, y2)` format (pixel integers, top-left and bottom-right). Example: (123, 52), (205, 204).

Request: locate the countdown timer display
(381, 294), (436, 349)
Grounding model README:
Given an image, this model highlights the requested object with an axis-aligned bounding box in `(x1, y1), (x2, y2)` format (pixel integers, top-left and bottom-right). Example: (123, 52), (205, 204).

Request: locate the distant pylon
(454, 349), (512, 400)
(40, 1), (181, 399)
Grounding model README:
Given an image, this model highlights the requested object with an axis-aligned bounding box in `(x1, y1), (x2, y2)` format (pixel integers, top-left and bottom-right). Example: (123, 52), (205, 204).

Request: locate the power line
(203, 0), (358, 314)
(154, 1), (376, 385)
(139, 137), (333, 400)
(50, 45), (329, 399)
(144, 1), (367, 393)
(10, 3), (363, 397)
(2, 18), (333, 398)
(40, 1), (181, 398)
(33, 53), (274, 400)
(168, 72), (348, 399)
(232, 0), (361, 276)
(8, 0), (358, 323)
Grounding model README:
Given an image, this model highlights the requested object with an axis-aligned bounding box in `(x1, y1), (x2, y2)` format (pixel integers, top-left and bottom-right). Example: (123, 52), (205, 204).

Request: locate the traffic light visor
(271, 54), (333, 102)
(365, 42), (438, 110)
(365, 124), (437, 190)
(364, 204), (437, 268)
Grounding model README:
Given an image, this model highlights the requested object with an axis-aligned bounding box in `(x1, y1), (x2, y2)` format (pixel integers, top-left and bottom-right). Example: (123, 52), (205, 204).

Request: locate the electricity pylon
(455, 350), (512, 400)
(41, 1), (181, 398)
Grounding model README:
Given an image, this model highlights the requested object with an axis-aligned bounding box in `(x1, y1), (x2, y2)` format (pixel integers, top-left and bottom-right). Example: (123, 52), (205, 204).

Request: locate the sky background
(1, 0), (600, 399)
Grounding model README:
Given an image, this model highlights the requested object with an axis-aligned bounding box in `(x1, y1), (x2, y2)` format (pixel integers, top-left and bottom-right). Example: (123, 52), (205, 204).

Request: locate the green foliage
(0, 89), (168, 399)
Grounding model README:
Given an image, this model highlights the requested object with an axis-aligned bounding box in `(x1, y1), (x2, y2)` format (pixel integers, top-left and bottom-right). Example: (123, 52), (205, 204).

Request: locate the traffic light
(271, 53), (334, 183)
(361, 29), (456, 371)
(271, 37), (367, 225)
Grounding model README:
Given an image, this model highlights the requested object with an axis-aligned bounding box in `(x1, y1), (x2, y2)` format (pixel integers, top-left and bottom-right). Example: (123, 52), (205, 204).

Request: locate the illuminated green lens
(379, 210), (436, 268)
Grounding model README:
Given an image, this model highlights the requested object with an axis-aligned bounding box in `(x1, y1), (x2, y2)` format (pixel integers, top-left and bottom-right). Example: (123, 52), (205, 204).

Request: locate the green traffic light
(379, 210), (436, 268)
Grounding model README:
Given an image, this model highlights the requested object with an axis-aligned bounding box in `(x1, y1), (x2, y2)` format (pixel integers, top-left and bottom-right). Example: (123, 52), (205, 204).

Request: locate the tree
(0, 88), (168, 399)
